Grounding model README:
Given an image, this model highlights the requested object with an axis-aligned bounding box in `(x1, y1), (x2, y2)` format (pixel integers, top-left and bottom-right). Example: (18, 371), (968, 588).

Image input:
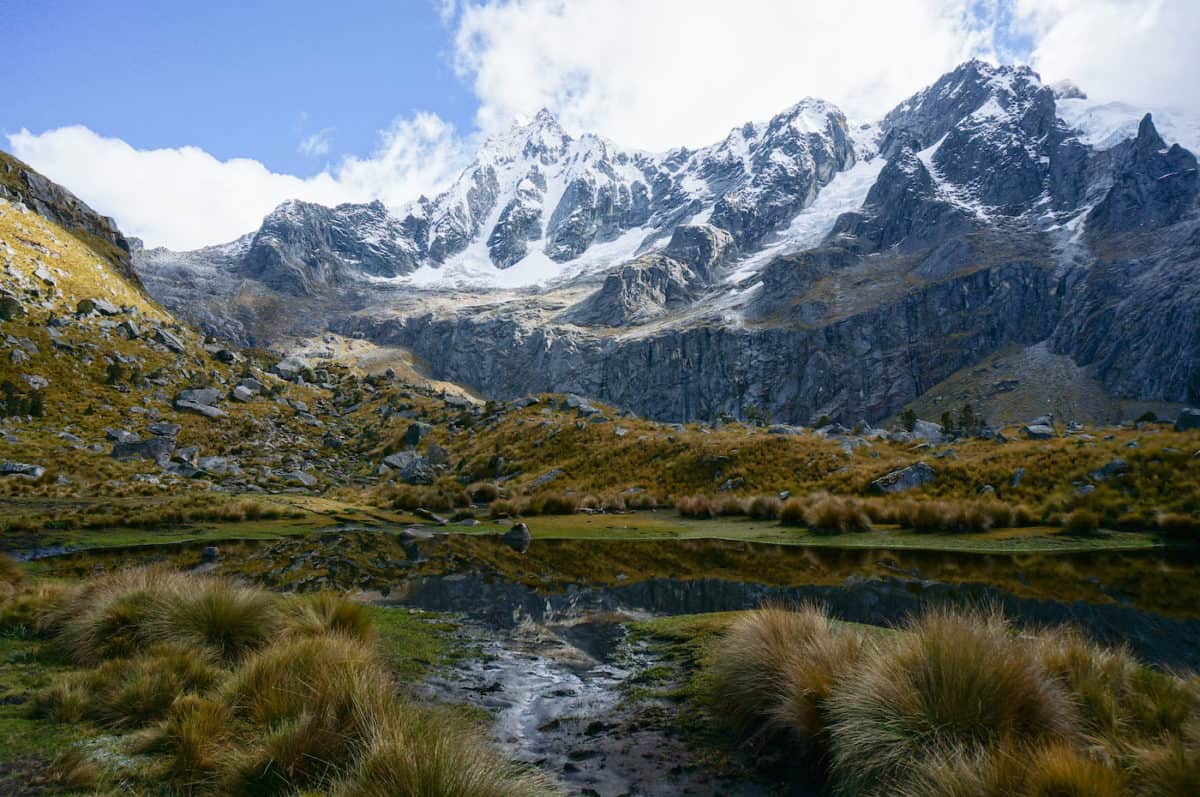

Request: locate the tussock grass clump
(35, 749), (103, 793)
(676, 495), (717, 519)
(527, 492), (580, 515)
(748, 495), (782, 520)
(220, 634), (394, 794)
(1063, 508), (1102, 534)
(805, 495), (873, 535)
(1156, 512), (1200, 538)
(709, 604), (866, 741)
(134, 694), (233, 783)
(333, 708), (555, 797)
(468, 481), (500, 503)
(0, 582), (67, 634)
(283, 592), (375, 641)
(1128, 724), (1200, 796)
(826, 608), (1076, 794)
(79, 643), (223, 727)
(779, 497), (807, 526)
(0, 552), (23, 586)
(147, 579), (281, 661)
(624, 491), (658, 510)
(489, 497), (528, 518)
(23, 567), (549, 796)
(46, 567), (190, 662)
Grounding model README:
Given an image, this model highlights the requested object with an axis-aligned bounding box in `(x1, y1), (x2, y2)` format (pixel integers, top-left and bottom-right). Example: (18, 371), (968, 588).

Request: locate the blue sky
(4, 0), (1195, 249)
(1, 0), (474, 176)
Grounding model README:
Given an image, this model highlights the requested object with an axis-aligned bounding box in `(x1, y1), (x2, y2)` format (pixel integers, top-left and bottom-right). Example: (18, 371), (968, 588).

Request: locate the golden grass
(702, 604), (1198, 795)
(827, 608), (1077, 794)
(17, 567), (552, 795)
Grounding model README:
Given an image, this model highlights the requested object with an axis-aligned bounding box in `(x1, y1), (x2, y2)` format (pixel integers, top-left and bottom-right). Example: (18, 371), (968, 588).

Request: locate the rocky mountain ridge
(132, 60), (1200, 426)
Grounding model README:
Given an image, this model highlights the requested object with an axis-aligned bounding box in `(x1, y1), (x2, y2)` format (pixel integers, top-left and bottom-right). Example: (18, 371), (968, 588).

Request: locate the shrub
(827, 608), (1076, 794)
(748, 495), (782, 520)
(779, 497), (807, 526)
(804, 495), (872, 535)
(1063, 508), (1101, 534)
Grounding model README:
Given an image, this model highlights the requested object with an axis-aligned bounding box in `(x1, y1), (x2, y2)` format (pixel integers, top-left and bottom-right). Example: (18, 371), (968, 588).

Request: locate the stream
(380, 535), (1200, 796)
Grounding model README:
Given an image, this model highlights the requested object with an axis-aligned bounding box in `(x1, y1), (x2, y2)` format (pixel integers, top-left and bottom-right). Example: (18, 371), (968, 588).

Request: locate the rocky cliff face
(134, 60), (1200, 424)
(0, 150), (140, 288)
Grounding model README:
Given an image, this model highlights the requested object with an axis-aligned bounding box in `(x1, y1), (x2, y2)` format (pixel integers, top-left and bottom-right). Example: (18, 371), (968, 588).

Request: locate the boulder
(502, 522), (532, 553)
(911, 419), (946, 444)
(0, 461), (46, 479)
(175, 399), (224, 419)
(271, 356), (310, 381)
(1175, 408), (1200, 432)
(20, 374), (48, 390)
(77, 298), (120, 316)
(197, 456), (240, 476)
(105, 427), (138, 443)
(279, 470), (317, 488)
(1089, 459), (1130, 482)
(176, 387), (222, 406)
(425, 442), (450, 466)
(1010, 467), (1026, 488)
(173, 446), (200, 467)
(869, 462), (936, 494)
(153, 328), (186, 353)
(405, 422), (433, 447)
(147, 422), (181, 437)
(382, 450), (435, 484)
(111, 436), (175, 467)
(236, 377), (265, 395)
(1022, 424), (1055, 440)
(530, 468), (564, 488)
(116, 320), (140, 340)
(231, 385), (256, 402)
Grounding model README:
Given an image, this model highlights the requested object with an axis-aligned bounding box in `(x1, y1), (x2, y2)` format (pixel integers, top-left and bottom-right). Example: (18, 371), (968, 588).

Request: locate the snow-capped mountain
(134, 60), (1200, 426)
(142, 99), (858, 295)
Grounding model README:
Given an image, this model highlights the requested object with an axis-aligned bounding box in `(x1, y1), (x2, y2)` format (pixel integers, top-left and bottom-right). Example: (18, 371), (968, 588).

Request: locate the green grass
(0, 636), (85, 764)
(462, 511), (1161, 555)
(364, 606), (465, 682)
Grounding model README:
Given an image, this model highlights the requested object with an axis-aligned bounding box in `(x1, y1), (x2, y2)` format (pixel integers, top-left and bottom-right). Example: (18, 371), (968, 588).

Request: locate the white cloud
(10, 0), (1198, 251)
(7, 113), (467, 250)
(1015, 0), (1200, 109)
(451, 0), (992, 150)
(298, 127), (334, 157)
